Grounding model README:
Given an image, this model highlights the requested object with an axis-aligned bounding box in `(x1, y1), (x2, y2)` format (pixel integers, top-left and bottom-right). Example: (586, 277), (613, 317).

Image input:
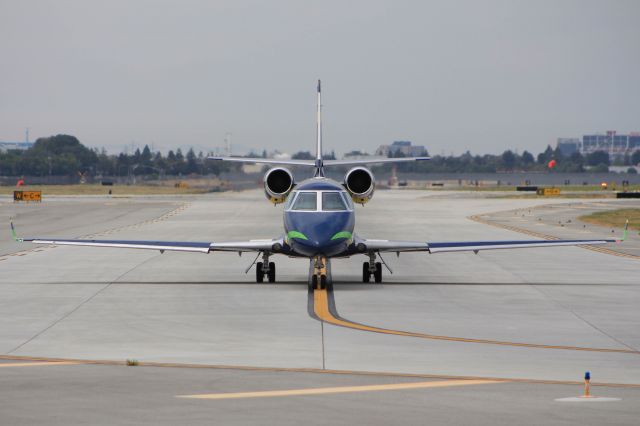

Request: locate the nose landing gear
(362, 252), (382, 283)
(310, 255), (329, 289)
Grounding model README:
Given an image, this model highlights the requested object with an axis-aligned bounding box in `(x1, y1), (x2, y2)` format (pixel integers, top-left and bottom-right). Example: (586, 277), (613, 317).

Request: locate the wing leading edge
(11, 222), (280, 253)
(361, 237), (619, 254)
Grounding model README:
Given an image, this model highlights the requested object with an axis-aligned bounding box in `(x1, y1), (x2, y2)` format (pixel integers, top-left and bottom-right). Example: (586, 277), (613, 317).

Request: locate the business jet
(11, 81), (621, 288)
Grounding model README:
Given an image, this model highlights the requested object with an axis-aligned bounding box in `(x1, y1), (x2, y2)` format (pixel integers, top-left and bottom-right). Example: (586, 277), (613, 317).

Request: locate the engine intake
(344, 167), (375, 204)
(264, 167), (295, 204)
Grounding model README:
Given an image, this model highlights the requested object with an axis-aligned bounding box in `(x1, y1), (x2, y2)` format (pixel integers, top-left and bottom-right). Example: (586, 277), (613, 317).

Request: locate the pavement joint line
(0, 354), (639, 388)
(176, 379), (500, 400)
(530, 284), (640, 352)
(0, 361), (78, 368)
(311, 286), (640, 355)
(5, 253), (163, 355)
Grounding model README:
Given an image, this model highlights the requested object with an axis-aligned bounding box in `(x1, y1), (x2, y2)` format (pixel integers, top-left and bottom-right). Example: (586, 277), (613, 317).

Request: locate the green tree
(521, 150), (534, 165)
(586, 151), (610, 166)
(292, 151), (314, 160)
(186, 148), (197, 174)
(21, 134), (98, 176)
(501, 150), (516, 170)
(141, 145), (152, 165)
(537, 145), (553, 164)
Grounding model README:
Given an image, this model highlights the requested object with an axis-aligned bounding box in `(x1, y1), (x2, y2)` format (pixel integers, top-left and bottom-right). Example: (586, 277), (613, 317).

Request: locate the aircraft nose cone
(309, 239), (322, 248)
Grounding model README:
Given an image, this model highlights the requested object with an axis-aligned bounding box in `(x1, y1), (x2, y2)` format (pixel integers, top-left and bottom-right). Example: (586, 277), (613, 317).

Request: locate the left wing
(359, 237), (620, 254)
(11, 222), (280, 254)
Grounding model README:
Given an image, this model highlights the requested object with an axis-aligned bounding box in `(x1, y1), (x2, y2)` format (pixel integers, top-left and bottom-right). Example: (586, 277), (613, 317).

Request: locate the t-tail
(315, 79), (324, 177)
(208, 81), (431, 172)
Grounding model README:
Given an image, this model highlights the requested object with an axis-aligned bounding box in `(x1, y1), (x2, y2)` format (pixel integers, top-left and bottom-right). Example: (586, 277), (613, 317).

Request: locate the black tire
(374, 262), (382, 283)
(362, 262), (370, 283)
(311, 274), (318, 287)
(256, 262), (264, 283)
(320, 275), (327, 290)
(268, 262), (276, 283)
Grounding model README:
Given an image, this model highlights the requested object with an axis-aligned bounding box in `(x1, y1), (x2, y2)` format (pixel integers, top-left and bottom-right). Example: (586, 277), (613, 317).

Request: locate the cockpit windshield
(291, 192), (317, 211)
(322, 192), (347, 211)
(341, 191), (354, 209)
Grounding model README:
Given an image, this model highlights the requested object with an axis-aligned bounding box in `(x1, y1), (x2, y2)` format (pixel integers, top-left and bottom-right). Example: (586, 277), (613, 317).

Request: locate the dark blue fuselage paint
(283, 178), (355, 258)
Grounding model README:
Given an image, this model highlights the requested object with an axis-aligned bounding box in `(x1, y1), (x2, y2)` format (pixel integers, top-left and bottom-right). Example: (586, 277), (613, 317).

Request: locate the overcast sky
(1, 0), (639, 156)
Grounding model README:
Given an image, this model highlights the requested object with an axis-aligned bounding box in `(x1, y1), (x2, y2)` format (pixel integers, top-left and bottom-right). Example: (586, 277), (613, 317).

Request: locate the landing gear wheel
(268, 262), (276, 283)
(374, 262), (382, 283)
(320, 275), (327, 290)
(311, 274), (318, 288)
(362, 262), (370, 283)
(256, 262), (264, 283)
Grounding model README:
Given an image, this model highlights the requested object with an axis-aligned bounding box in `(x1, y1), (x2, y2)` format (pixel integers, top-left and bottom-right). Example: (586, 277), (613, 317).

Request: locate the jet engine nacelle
(264, 167), (295, 204)
(344, 167), (375, 204)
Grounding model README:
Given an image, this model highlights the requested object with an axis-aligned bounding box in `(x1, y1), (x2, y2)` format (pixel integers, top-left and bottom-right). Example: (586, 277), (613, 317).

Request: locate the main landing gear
(362, 252), (382, 283)
(256, 252), (276, 283)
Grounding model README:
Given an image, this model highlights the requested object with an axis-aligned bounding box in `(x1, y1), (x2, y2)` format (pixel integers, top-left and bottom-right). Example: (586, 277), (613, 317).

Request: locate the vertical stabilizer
(315, 80), (324, 176)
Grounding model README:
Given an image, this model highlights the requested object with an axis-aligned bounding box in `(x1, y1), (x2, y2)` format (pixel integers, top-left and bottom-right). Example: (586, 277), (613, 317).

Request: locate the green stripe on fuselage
(287, 230), (309, 240)
(330, 231), (352, 240)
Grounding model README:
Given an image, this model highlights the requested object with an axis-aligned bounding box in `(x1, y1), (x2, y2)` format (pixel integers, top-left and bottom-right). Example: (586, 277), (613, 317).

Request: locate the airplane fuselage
(283, 178), (355, 258)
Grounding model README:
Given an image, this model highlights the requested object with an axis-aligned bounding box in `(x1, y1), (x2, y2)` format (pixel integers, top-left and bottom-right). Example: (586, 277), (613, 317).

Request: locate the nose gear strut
(310, 255), (329, 289)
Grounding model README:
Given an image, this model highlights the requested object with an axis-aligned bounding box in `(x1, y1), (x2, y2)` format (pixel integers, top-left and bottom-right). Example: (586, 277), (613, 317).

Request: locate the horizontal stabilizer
(208, 157), (316, 166)
(208, 156), (430, 167)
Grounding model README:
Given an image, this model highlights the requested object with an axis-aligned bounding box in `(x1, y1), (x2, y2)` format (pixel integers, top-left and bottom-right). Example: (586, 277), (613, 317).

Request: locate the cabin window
(322, 192), (347, 211)
(292, 192), (317, 211)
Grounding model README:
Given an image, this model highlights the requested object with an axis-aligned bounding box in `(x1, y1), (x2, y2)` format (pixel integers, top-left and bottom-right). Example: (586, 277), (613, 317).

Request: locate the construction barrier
(14, 190), (42, 202)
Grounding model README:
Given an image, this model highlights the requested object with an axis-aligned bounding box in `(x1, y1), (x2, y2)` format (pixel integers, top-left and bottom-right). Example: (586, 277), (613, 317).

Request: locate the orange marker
(584, 371), (591, 398)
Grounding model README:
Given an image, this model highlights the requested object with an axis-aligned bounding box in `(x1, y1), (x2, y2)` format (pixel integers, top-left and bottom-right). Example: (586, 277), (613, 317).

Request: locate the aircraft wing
(11, 222), (280, 254)
(361, 237), (619, 254)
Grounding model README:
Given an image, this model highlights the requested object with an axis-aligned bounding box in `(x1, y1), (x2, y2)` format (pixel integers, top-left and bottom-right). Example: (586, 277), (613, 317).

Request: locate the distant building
(556, 138), (580, 156)
(556, 131), (640, 160)
(581, 131), (640, 158)
(375, 141), (427, 157)
(0, 141), (33, 152)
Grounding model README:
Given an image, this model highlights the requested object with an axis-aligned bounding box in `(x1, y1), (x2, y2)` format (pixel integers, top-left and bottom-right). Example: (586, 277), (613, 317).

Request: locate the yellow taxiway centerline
(0, 361), (78, 368)
(177, 379), (498, 400)
(313, 288), (640, 354)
